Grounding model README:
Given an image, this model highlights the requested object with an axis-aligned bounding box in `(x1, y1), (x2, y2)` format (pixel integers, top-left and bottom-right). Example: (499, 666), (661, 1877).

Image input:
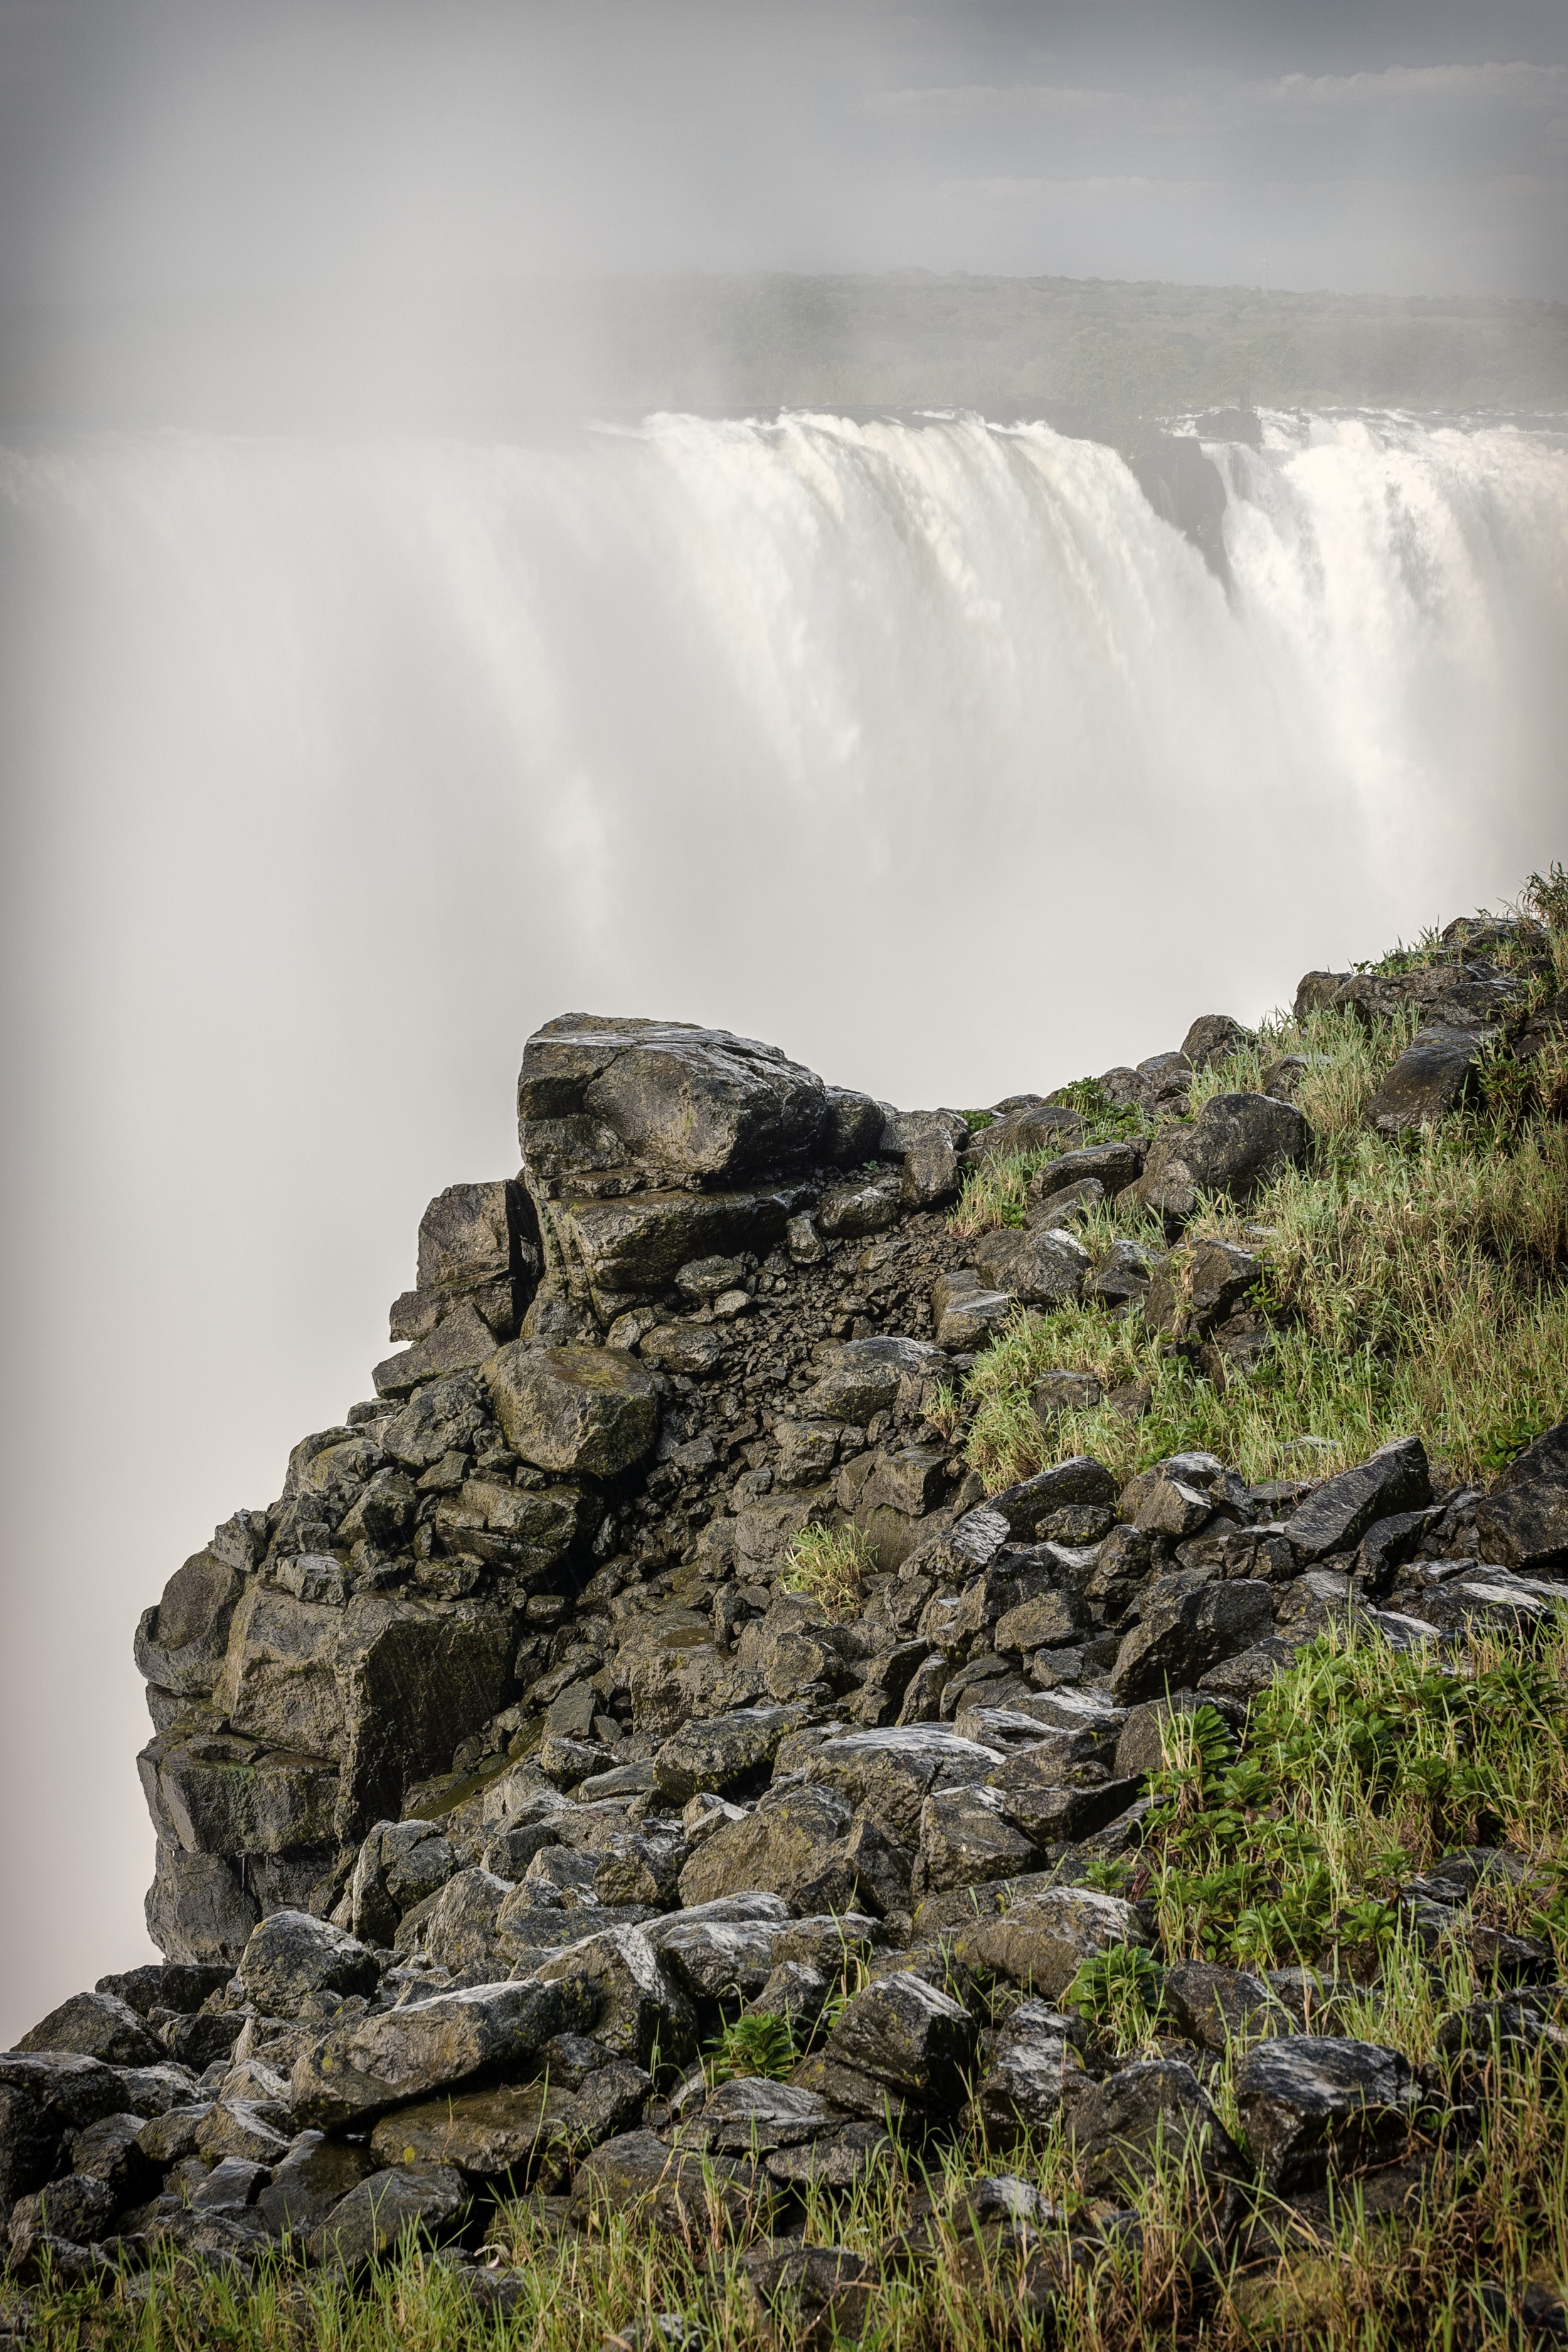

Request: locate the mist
(1, 1), (1566, 2047)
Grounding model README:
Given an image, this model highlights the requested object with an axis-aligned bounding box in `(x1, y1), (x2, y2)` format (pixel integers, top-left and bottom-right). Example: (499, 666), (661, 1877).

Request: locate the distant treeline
(3, 272), (1565, 430)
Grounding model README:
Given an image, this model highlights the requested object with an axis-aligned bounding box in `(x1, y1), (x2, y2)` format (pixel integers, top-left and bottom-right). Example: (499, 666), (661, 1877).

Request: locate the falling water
(0, 403), (1564, 2036)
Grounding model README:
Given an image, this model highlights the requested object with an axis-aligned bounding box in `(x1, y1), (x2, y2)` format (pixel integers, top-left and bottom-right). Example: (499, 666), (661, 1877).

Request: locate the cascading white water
(3, 409), (1564, 1108)
(0, 403), (1564, 2035)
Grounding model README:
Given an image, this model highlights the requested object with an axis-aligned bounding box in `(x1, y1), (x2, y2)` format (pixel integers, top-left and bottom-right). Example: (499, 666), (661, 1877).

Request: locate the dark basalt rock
(1232, 2035), (1419, 2191)
(1364, 1024), (1496, 1133)
(1476, 1419), (1568, 1574)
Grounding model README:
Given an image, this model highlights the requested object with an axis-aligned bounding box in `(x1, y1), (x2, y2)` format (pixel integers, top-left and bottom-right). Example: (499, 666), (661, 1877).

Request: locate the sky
(0, 0), (1564, 312)
(0, 1), (1565, 2050)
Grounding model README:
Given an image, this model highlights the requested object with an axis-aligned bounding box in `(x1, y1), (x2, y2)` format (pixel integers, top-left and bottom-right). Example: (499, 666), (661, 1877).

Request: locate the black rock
(1232, 2035), (1417, 2191)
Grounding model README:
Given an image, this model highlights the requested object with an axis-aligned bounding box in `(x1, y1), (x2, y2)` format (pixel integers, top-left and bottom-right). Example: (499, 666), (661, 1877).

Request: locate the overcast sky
(0, 0), (1565, 306)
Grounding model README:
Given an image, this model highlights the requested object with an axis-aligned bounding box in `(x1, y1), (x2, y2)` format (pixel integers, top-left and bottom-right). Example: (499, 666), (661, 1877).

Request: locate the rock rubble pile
(5, 919), (1567, 2305)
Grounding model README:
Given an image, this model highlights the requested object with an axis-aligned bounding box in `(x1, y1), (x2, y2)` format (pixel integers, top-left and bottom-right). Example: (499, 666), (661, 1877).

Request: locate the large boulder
(950, 1886), (1153, 1996)
(534, 1926), (697, 2070)
(1285, 1438), (1431, 1565)
(532, 1182), (808, 1313)
(237, 1911), (379, 2019)
(1364, 1025), (1495, 1133)
(15, 1993), (163, 2069)
(308, 2162), (469, 2269)
(972, 1225), (1090, 1306)
(1110, 1581), (1273, 1703)
(825, 1972), (978, 2110)
(1232, 2036), (1418, 2191)
(1135, 1093), (1309, 1227)
(1062, 2059), (1239, 2195)
(517, 1014), (829, 1184)
(1476, 1420), (1568, 1575)
(485, 1343), (659, 1478)
(0, 2054), (129, 2229)
(290, 1978), (591, 2128)
(676, 1783), (859, 1912)
(145, 1845), (260, 1966)
(134, 1545), (249, 1700)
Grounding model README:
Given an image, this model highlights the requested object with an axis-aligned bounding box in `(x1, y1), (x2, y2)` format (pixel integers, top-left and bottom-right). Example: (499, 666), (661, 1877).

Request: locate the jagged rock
(1163, 1961), (1291, 2052)
(1111, 1579), (1272, 1702)
(825, 1971), (978, 2109)
(916, 1785), (1039, 1894)
(1476, 1419), (1568, 1574)
(800, 1336), (950, 1424)
(1233, 2036), (1418, 2191)
(517, 1014), (829, 1183)
(236, 1911), (379, 2020)
(570, 2127), (764, 2235)
(739, 2242), (880, 2348)
(0, 2054), (130, 2230)
(802, 1727), (1006, 1848)
(817, 1177), (901, 1239)
(536, 1926), (697, 2070)
(16, 1993), (164, 2070)
(373, 1300), (499, 1398)
(368, 2080), (579, 2176)
(1181, 1015), (1254, 1070)
(985, 1459), (1118, 1536)
(951, 1887), (1152, 1995)
(134, 1545), (248, 1699)
(8, 2175), (119, 2264)
(1062, 2060), (1238, 2194)
(308, 2162), (470, 2269)
(972, 1225), (1089, 1306)
(485, 1343), (659, 1477)
(1285, 1437), (1431, 1563)
(254, 2132), (378, 2236)
(1115, 1693), (1244, 1778)
(290, 1978), (591, 2128)
(1135, 1093), (1308, 1227)
(976, 1998), (1088, 2137)
(970, 1104), (1084, 1160)
(1365, 1024), (1496, 1132)
(68, 2112), (156, 2203)
(144, 1846), (260, 1967)
(653, 1917), (782, 2002)
(195, 2097), (293, 2164)
(677, 1782), (857, 1912)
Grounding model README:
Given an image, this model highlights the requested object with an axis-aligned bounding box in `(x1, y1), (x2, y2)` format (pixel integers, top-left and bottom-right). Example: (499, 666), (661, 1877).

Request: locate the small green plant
(1065, 1944), (1168, 2052)
(702, 2010), (797, 2084)
(780, 1522), (874, 1620)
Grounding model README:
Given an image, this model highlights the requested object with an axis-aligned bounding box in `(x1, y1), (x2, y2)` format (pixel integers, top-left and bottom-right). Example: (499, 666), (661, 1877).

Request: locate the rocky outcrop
(4, 911), (1564, 2296)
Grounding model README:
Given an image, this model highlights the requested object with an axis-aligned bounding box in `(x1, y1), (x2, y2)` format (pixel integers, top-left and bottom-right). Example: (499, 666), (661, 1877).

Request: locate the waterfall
(0, 403), (1564, 2030)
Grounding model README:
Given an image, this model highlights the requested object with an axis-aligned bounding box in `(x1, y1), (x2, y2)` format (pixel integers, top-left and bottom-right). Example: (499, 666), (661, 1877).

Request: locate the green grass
(955, 980), (1568, 1494)
(778, 1522), (876, 1621)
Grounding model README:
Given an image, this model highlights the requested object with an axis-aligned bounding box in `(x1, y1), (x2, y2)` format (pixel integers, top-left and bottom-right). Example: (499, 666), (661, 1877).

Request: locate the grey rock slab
(1111, 1581), (1273, 1703)
(238, 1912), (379, 2021)
(368, 2080), (579, 2176)
(308, 2161), (470, 2270)
(1286, 1438), (1432, 1564)
(825, 1971), (978, 2108)
(972, 1226), (1090, 1306)
(951, 1887), (1153, 1997)
(16, 1993), (164, 2070)
(567, 2127), (763, 2236)
(254, 2132), (379, 2238)
(1233, 2035), (1418, 2191)
(1062, 2058), (1239, 2194)
(485, 1342), (659, 1478)
(985, 1459), (1118, 1537)
(1365, 1024), (1495, 1133)
(916, 1786), (1039, 1895)
(517, 1014), (829, 1184)
(1163, 1963), (1294, 2053)
(977, 1999), (1089, 2137)
(1135, 1093), (1309, 1228)
(802, 1727), (1007, 1848)
(676, 1781), (858, 1912)
(1476, 1419), (1568, 1575)
(652, 1918), (782, 2003)
(534, 1925), (697, 2072)
(289, 1978), (591, 2129)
